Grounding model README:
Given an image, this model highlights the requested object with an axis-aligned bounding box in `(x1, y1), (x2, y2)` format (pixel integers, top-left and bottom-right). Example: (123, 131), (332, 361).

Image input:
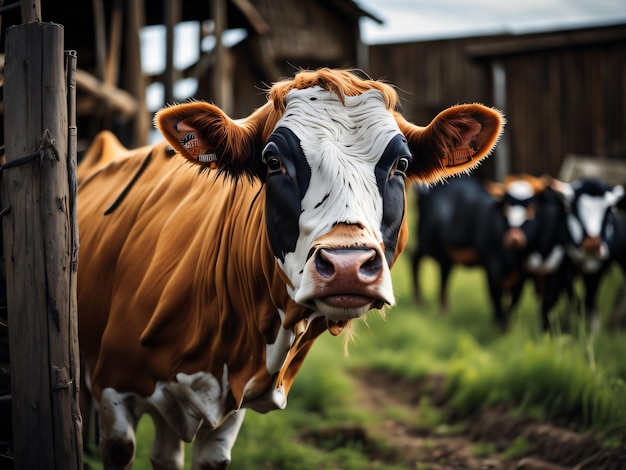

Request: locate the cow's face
(156, 69), (504, 323)
(557, 178), (624, 270)
(263, 88), (407, 319)
(500, 177), (544, 250)
(488, 175), (549, 250)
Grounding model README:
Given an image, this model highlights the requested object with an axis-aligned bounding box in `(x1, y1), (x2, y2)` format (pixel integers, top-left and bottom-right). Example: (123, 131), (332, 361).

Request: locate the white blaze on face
(505, 180), (534, 228)
(576, 194), (610, 239)
(274, 87), (402, 303)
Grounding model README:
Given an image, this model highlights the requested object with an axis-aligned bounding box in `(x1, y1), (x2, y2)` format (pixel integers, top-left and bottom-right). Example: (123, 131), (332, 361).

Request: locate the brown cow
(77, 68), (504, 469)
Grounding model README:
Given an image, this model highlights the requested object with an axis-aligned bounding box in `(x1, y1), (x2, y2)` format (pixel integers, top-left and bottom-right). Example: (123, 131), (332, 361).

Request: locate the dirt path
(344, 369), (626, 469)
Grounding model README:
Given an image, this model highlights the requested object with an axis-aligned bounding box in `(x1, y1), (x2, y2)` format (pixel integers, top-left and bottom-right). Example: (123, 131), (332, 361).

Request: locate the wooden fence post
(1, 22), (82, 469)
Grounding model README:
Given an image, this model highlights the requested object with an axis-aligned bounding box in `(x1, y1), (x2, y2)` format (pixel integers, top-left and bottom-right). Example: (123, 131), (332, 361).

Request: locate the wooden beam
(212, 0), (233, 114)
(104, 0), (123, 87)
(229, 0), (270, 35)
(164, 0), (182, 104)
(126, 0), (149, 146)
(20, 0), (40, 23)
(91, 0), (106, 81)
(75, 68), (138, 118)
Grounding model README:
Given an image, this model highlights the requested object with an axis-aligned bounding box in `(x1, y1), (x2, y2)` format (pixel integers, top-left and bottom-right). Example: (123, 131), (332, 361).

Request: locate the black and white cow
(556, 178), (625, 330)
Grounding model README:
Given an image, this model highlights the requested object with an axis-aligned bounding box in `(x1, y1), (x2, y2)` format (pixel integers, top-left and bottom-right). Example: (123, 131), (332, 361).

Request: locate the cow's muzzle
(581, 235), (602, 256)
(503, 227), (527, 250)
(298, 245), (393, 321)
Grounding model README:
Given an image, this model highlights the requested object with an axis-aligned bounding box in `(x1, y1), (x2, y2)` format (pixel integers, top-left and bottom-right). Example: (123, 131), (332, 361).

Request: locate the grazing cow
(77, 68), (504, 469)
(411, 175), (566, 329)
(555, 178), (625, 330)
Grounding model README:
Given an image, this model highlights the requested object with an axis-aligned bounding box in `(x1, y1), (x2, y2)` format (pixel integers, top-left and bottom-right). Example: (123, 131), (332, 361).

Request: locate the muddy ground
(304, 369), (626, 470)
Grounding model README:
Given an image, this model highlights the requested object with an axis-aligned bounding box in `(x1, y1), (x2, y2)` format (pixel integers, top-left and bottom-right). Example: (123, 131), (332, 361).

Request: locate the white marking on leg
(147, 366), (230, 444)
(99, 388), (139, 469)
(192, 410), (246, 470)
(149, 411), (184, 470)
(526, 245), (564, 274)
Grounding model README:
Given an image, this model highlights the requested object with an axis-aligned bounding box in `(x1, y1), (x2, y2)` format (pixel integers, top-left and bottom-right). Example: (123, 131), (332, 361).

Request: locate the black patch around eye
(265, 128), (312, 199)
(264, 127), (312, 262)
(374, 135), (411, 194)
(374, 134), (412, 265)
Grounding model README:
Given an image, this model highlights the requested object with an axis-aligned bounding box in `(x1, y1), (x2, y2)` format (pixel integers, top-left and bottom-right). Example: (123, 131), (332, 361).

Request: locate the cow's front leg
(149, 411), (185, 470)
(99, 388), (139, 470)
(192, 409), (246, 470)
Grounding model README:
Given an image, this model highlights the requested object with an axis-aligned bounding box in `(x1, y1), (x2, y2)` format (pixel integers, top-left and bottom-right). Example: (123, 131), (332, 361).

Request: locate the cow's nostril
(315, 249), (336, 278)
(360, 250), (382, 278)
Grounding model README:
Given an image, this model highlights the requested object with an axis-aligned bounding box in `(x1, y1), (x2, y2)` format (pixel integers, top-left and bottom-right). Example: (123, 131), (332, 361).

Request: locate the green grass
(85, 243), (626, 469)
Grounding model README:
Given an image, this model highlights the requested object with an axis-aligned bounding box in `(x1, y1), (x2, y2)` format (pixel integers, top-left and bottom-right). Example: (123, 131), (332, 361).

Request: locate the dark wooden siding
(368, 37), (494, 124)
(368, 25), (626, 180)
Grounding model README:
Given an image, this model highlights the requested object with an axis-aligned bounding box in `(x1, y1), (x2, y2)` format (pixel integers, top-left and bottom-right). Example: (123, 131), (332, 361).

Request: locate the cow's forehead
(506, 180), (535, 201)
(276, 87), (401, 158)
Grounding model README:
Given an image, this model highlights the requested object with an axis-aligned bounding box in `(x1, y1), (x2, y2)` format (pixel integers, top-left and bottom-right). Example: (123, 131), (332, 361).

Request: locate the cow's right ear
(155, 101), (272, 180)
(395, 104), (505, 184)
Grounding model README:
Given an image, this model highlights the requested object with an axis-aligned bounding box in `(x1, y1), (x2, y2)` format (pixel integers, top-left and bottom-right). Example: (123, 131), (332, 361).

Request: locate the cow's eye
(264, 155), (282, 173)
(392, 156), (410, 177)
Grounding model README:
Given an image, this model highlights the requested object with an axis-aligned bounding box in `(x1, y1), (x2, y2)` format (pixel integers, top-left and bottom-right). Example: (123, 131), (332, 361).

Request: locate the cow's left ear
(155, 101), (271, 179)
(395, 104), (505, 183)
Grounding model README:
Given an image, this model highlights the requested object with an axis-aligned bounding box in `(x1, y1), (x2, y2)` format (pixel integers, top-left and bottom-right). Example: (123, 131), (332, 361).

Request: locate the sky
(356, 0), (626, 44)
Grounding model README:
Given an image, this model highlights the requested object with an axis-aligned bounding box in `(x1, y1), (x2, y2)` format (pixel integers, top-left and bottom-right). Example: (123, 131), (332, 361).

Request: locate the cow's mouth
(312, 295), (385, 321)
(322, 294), (374, 308)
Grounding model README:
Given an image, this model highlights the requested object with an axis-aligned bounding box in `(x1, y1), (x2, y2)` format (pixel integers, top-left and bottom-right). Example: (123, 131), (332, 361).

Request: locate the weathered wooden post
(1, 17), (82, 469)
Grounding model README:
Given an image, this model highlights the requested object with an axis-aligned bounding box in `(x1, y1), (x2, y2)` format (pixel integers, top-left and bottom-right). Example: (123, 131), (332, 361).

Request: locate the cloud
(357, 0), (626, 43)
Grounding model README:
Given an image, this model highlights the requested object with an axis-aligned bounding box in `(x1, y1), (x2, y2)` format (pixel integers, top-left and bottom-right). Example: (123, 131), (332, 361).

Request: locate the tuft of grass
(502, 436), (530, 459)
(415, 396), (445, 430)
(472, 442), (497, 457)
(443, 331), (626, 434)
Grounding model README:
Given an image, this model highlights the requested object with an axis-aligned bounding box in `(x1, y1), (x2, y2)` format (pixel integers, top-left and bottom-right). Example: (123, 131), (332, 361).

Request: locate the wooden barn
(368, 23), (626, 182)
(0, 0), (380, 150)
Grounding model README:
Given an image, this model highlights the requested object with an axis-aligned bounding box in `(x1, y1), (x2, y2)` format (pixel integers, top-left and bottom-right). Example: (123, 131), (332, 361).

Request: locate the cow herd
(411, 174), (625, 331)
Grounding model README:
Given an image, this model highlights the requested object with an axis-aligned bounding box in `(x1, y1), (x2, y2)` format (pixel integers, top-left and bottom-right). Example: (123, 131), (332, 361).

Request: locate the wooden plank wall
(368, 25), (626, 180)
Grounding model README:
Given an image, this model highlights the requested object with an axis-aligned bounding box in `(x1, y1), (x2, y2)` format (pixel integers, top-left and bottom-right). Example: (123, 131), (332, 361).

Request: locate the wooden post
(20, 0), (41, 23)
(126, 0), (149, 146)
(164, 0), (182, 105)
(1, 22), (82, 469)
(212, 0), (234, 114)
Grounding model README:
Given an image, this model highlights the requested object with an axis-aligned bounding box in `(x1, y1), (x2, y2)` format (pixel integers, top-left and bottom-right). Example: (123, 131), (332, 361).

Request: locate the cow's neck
(213, 182), (326, 409)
